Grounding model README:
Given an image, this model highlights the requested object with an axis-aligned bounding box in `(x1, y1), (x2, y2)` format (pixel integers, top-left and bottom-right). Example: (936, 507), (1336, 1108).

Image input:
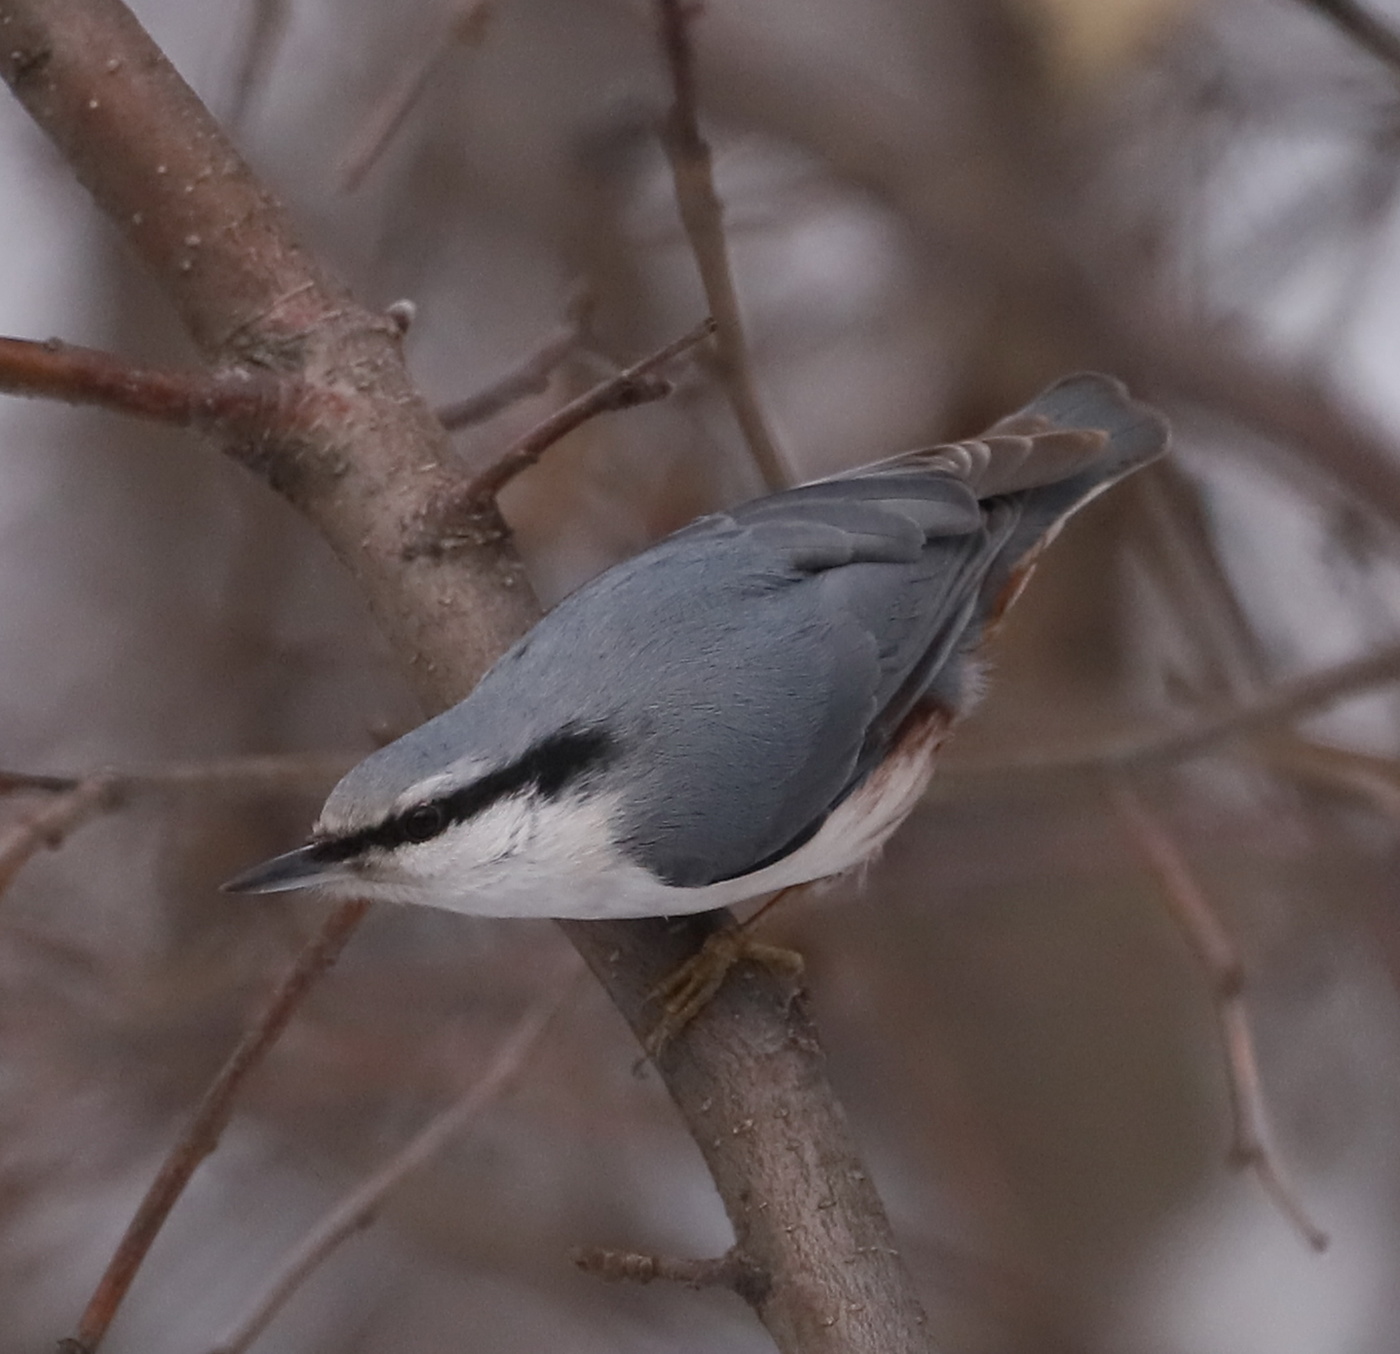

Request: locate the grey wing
(615, 372), (1166, 887)
(611, 477), (999, 888)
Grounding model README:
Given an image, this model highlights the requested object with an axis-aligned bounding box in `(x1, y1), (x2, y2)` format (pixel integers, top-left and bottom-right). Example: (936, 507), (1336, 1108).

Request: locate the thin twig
(572, 1243), (770, 1305)
(437, 323), (581, 431)
(1298, 0), (1400, 73)
(0, 776), (116, 899)
(63, 899), (372, 1354)
(0, 753), (353, 901)
(337, 0), (495, 191)
(209, 962), (584, 1354)
(1263, 733), (1400, 820)
(1108, 781), (1329, 1252)
(935, 639), (1400, 790)
(0, 336), (293, 435)
(0, 752), (354, 800)
(458, 316), (715, 505)
(0, 769), (86, 794)
(1124, 318), (1400, 534)
(654, 0), (789, 490)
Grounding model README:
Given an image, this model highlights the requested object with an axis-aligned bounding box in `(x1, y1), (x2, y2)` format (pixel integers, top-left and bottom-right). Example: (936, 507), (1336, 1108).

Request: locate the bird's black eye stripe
(308, 726), (616, 863)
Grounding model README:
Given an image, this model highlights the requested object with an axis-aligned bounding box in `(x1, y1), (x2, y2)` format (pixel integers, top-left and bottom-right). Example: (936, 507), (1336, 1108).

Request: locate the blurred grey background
(5, 0), (1400, 1349)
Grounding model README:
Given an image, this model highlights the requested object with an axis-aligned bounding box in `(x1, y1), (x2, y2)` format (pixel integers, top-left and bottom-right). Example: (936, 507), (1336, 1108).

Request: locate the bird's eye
(401, 803), (446, 844)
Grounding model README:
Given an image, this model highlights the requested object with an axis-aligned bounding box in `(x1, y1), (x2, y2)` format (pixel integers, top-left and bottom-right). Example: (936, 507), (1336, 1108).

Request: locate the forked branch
(461, 316), (716, 502)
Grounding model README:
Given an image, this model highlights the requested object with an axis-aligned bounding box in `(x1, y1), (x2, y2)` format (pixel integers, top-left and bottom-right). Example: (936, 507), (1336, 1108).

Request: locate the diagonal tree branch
(1108, 781), (1328, 1251)
(60, 898), (372, 1354)
(436, 318), (582, 431)
(459, 316), (714, 504)
(0, 4), (935, 1352)
(210, 962), (583, 1354)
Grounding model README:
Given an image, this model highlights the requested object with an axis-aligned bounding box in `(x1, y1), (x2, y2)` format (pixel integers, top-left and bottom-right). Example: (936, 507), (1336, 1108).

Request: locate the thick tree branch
(0, 3), (934, 1351)
(2, 0), (536, 685)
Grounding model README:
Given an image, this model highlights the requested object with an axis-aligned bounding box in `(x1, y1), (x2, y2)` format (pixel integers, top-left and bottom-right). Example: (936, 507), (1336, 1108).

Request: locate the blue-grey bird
(223, 373), (1167, 918)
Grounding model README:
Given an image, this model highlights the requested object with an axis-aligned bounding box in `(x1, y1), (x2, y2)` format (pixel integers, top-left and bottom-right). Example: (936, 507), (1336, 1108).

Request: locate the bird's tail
(974, 372), (1168, 498)
(966, 373), (1168, 625)
(827, 371), (1167, 509)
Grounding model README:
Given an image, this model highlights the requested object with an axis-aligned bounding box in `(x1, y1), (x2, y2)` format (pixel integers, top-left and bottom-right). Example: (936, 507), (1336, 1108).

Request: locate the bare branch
(1263, 734), (1400, 820)
(573, 1244), (770, 1305)
(1108, 782), (1329, 1252)
(63, 899), (372, 1354)
(0, 752), (350, 892)
(0, 769), (87, 795)
(0, 776), (116, 900)
(337, 0), (495, 192)
(92, 752), (355, 797)
(209, 962), (583, 1354)
(936, 640), (1400, 790)
(0, 336), (297, 437)
(464, 316), (713, 499)
(1124, 321), (1400, 535)
(654, 0), (790, 490)
(437, 324), (581, 431)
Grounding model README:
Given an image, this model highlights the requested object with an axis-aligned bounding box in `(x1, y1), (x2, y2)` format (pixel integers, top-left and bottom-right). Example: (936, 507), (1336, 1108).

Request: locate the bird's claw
(642, 929), (805, 1060)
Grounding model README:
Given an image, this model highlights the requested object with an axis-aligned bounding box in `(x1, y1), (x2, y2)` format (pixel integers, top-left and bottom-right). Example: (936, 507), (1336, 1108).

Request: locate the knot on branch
(400, 488), (513, 561)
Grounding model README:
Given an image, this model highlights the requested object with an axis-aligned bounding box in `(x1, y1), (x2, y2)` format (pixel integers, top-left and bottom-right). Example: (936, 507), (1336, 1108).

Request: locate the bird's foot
(643, 927), (805, 1059)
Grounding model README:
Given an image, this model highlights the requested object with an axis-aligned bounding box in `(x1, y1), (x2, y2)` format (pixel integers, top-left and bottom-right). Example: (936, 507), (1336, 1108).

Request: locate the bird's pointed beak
(220, 843), (334, 895)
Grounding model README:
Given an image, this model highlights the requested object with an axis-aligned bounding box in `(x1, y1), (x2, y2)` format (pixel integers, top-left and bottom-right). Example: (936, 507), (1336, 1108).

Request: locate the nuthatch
(224, 374), (1167, 919)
